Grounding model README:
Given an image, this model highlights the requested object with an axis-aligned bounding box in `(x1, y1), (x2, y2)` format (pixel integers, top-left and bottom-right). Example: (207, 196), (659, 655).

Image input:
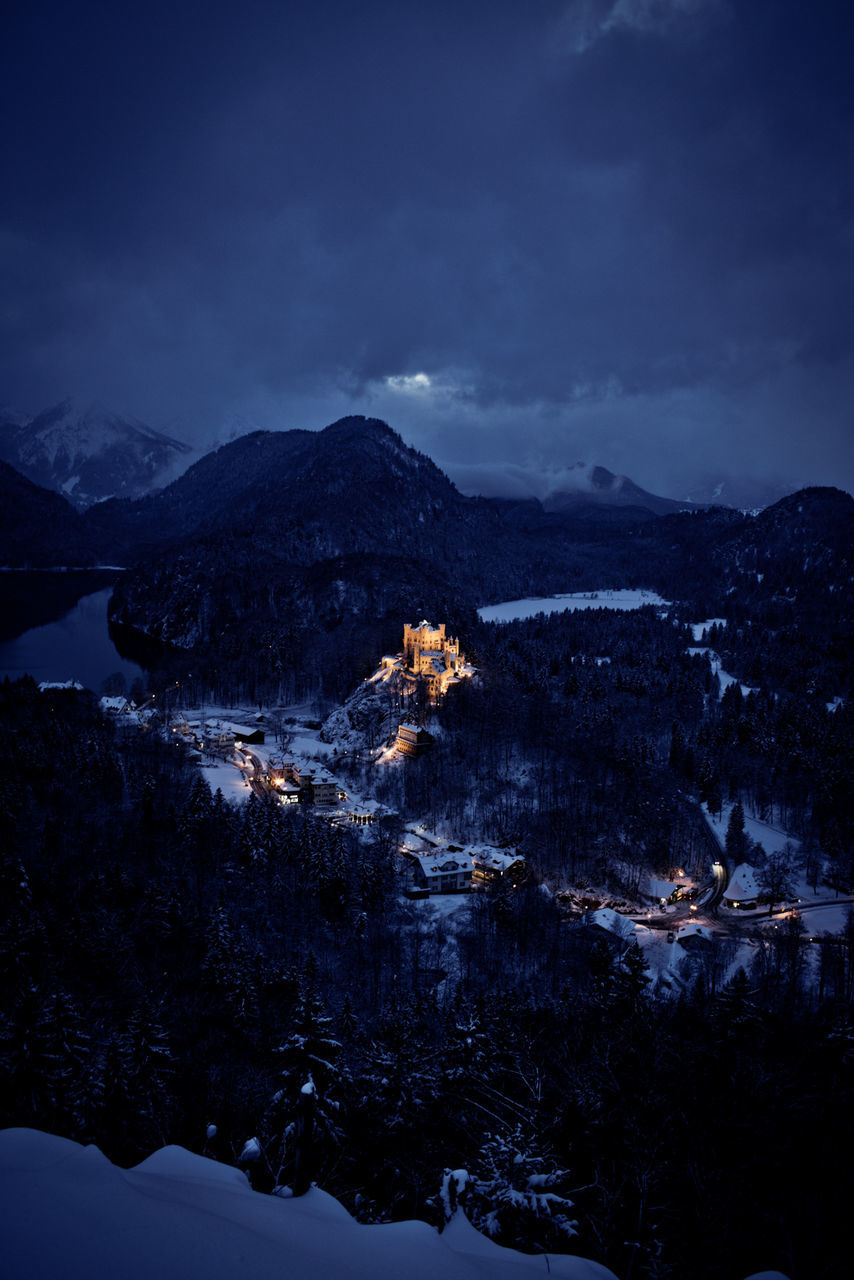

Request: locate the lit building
(402, 620), (466, 698)
(396, 723), (434, 757)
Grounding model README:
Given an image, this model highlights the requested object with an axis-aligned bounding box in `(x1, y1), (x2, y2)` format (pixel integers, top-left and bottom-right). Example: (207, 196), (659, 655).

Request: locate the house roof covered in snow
(470, 845), (524, 871)
(647, 879), (679, 900)
(724, 863), (759, 902)
(584, 907), (638, 940)
(676, 923), (714, 947)
(419, 855), (468, 880)
(99, 696), (131, 714)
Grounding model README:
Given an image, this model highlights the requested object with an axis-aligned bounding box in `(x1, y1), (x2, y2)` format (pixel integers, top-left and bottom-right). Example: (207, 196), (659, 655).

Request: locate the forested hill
(1, 416), (851, 702)
(101, 416), (685, 696)
(85, 417), (491, 561)
(0, 460), (100, 567)
(105, 421), (852, 702)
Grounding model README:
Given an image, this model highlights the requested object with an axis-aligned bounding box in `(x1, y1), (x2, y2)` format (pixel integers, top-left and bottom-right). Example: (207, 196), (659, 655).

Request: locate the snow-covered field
(790, 903), (854, 936)
(478, 590), (670, 623)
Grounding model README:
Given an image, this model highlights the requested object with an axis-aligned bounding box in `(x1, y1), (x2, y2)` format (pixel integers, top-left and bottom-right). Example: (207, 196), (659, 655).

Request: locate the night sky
(2, 0), (852, 498)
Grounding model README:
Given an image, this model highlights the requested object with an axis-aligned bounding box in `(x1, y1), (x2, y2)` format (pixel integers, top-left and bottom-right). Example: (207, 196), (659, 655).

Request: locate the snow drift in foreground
(0, 1129), (616, 1280)
(0, 1129), (789, 1280)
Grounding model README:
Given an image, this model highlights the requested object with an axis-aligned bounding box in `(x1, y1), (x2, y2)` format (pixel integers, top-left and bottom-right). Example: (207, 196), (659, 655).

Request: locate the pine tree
(725, 801), (748, 860)
(263, 972), (343, 1194)
(462, 1126), (578, 1252)
(1, 985), (91, 1137)
(120, 1005), (176, 1151)
(711, 968), (762, 1044)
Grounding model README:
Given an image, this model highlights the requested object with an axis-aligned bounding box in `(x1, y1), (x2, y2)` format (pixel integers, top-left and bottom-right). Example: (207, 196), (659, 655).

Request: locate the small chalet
(724, 863), (759, 910)
(99, 696), (133, 717)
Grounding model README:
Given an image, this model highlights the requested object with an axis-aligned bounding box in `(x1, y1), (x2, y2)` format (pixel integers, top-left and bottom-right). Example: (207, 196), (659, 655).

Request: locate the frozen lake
(478, 589), (670, 623)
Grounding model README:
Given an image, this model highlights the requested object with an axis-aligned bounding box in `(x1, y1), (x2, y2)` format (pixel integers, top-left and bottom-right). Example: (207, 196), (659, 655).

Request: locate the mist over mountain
(0, 398), (193, 508)
(682, 473), (806, 512)
(448, 458), (810, 514)
(540, 464), (693, 518)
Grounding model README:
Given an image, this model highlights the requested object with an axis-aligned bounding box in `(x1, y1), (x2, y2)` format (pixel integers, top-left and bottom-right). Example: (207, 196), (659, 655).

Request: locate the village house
(408, 853), (472, 895)
(723, 863), (760, 909)
(399, 831), (527, 896)
(308, 773), (338, 805)
(347, 806), (376, 826)
(395, 723), (433, 757)
(675, 922), (715, 953)
(203, 722), (237, 754)
(230, 724), (265, 746)
(99, 695), (134, 718)
(271, 761), (339, 806)
(470, 845), (527, 887)
(579, 906), (640, 953)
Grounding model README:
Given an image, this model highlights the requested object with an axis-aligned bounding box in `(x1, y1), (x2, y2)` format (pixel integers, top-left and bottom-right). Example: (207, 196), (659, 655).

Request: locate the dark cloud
(1, 0), (852, 496)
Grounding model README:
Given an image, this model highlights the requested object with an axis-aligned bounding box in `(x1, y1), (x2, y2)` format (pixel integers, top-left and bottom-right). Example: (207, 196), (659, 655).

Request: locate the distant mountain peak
(0, 398), (193, 508)
(541, 464), (692, 517)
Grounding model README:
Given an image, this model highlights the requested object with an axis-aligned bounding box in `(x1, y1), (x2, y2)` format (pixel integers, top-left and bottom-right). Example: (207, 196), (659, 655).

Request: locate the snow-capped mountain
(0, 398), (194, 508)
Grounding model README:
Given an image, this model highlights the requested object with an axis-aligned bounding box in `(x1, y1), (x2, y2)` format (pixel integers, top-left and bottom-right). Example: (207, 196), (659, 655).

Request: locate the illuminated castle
(381, 620), (467, 700)
(402, 620), (464, 697)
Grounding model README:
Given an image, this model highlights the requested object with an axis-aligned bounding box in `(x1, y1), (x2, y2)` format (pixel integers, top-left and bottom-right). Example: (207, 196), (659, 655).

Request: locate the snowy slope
(0, 1129), (619, 1280)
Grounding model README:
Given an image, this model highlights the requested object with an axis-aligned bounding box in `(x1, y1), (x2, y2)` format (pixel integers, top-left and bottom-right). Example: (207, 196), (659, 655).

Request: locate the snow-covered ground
(690, 618), (727, 641)
(408, 894), (473, 923)
(178, 702), (338, 805)
(0, 1129), (623, 1280)
(703, 802), (799, 859)
(687, 646), (756, 697)
(784, 903), (854, 937)
(200, 758), (254, 804)
(478, 590), (670, 623)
